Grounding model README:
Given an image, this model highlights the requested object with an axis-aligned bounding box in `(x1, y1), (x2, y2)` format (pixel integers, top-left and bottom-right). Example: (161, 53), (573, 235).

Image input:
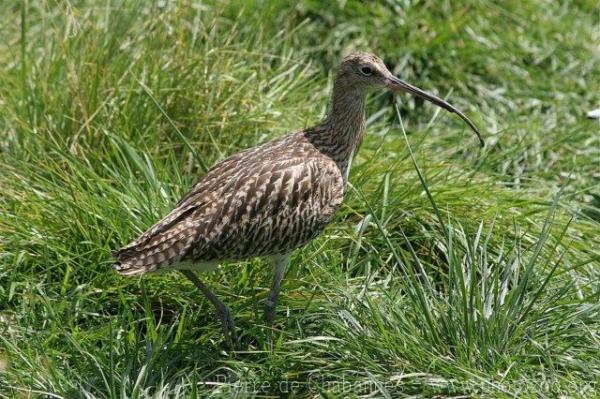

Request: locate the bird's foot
(215, 304), (239, 350)
(264, 298), (277, 326)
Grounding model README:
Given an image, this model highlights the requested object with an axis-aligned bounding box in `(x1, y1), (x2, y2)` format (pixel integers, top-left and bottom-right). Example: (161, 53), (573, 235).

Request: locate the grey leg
(264, 254), (290, 326)
(181, 270), (238, 349)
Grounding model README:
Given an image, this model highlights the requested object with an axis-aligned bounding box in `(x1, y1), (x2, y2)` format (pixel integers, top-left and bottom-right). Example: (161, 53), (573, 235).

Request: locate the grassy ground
(1, 1), (599, 397)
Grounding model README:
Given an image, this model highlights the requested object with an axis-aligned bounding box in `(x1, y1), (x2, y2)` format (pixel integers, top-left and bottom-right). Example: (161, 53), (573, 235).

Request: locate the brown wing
(112, 141), (344, 275)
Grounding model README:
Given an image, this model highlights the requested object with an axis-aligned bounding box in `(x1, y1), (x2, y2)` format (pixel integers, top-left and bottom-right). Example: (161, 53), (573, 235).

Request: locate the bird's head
(337, 52), (484, 146)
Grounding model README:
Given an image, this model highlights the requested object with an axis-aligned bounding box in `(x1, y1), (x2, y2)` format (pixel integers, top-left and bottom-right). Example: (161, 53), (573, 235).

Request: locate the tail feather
(112, 258), (154, 276)
(111, 205), (200, 275)
(112, 222), (198, 276)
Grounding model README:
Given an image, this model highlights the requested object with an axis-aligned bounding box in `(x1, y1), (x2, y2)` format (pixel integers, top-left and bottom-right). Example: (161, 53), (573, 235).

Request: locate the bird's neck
(319, 81), (366, 180)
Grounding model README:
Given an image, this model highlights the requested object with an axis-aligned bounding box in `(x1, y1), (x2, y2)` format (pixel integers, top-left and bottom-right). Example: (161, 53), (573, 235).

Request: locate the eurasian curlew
(112, 52), (484, 347)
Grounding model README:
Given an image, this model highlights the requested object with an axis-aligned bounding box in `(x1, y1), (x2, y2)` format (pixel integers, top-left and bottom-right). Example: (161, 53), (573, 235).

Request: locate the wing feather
(112, 135), (344, 275)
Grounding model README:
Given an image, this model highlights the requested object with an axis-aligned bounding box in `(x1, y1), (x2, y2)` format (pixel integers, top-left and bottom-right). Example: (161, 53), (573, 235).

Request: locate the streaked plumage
(113, 129), (346, 274)
(112, 52), (482, 346)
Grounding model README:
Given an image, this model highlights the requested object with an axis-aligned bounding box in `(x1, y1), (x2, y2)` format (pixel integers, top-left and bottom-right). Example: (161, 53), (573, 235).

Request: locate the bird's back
(113, 130), (345, 275)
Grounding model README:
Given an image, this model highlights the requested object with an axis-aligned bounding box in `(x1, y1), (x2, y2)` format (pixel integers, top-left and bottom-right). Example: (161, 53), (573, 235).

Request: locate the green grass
(1, 1), (599, 397)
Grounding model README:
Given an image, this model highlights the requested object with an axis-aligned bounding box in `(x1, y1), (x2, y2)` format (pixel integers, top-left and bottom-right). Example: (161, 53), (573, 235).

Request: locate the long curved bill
(386, 76), (485, 147)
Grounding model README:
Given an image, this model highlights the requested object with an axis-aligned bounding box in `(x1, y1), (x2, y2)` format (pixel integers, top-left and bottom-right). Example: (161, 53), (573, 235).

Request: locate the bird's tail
(112, 247), (158, 276)
(112, 225), (197, 276)
(111, 205), (200, 276)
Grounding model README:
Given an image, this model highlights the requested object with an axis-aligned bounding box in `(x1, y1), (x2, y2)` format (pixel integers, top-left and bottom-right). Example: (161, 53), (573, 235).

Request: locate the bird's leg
(180, 270), (238, 349)
(264, 254), (290, 326)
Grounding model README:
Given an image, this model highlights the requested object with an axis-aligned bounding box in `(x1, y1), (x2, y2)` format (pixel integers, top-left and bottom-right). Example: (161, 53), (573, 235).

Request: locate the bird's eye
(360, 66), (373, 76)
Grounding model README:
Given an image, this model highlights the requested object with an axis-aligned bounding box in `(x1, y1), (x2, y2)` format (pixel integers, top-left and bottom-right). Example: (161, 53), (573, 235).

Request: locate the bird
(112, 52), (484, 348)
